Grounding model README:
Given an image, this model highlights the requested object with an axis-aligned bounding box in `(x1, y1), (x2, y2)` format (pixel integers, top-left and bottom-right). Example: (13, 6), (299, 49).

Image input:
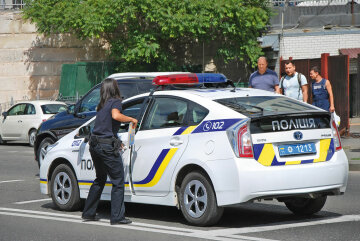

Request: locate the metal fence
(0, 0), (24, 10)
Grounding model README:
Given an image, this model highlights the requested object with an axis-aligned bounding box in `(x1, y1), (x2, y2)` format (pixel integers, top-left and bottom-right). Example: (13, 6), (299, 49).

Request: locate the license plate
(278, 142), (316, 157)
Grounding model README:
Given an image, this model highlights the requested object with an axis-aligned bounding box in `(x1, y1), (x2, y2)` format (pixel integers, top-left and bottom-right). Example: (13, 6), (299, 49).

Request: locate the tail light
(226, 119), (253, 158)
(331, 119), (342, 151)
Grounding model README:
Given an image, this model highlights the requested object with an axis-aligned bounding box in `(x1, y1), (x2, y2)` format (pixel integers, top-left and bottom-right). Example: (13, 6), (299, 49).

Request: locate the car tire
(50, 164), (81, 211)
(28, 129), (37, 147)
(179, 171), (224, 226)
(285, 196), (327, 216)
(37, 137), (55, 168)
(0, 135), (6, 144)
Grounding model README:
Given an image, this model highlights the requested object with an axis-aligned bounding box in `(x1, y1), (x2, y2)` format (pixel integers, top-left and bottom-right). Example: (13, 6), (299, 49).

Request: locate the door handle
(170, 137), (183, 146)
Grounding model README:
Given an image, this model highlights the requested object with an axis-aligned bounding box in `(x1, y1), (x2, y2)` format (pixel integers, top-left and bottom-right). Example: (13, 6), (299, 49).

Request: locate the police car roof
(157, 87), (279, 99)
(125, 87), (281, 102)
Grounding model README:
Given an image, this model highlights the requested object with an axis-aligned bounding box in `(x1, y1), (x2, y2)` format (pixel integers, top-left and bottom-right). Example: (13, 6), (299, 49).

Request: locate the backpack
(279, 72), (303, 99)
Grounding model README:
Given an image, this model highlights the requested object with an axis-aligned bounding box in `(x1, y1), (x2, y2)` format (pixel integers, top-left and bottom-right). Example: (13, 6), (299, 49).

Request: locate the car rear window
(41, 104), (67, 114)
(215, 96), (317, 117)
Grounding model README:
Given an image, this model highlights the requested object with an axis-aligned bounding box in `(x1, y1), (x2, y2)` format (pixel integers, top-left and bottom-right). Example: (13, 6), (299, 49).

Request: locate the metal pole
(202, 42), (205, 73)
(351, 0), (355, 27)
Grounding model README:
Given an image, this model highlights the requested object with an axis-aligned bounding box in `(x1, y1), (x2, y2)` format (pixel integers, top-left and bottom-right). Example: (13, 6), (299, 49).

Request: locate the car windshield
(41, 104), (68, 114)
(215, 96), (317, 117)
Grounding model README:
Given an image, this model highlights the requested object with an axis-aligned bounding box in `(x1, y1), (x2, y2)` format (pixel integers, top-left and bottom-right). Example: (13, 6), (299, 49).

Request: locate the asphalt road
(0, 144), (359, 241)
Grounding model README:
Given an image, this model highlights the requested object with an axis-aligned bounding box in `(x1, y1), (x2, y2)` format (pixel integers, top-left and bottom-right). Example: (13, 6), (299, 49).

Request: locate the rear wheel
(285, 196), (327, 216)
(50, 164), (81, 211)
(28, 129), (37, 147)
(179, 172), (224, 226)
(37, 137), (55, 167)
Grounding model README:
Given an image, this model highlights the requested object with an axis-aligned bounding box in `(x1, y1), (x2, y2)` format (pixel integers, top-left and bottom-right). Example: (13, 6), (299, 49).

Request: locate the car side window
(25, 104), (36, 115)
(118, 83), (138, 100)
(118, 98), (147, 133)
(188, 103), (209, 125)
(79, 88), (100, 113)
(142, 97), (188, 130)
(8, 104), (27, 116)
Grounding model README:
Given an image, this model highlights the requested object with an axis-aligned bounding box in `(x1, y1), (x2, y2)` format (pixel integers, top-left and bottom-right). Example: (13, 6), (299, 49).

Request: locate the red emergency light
(152, 74), (199, 86)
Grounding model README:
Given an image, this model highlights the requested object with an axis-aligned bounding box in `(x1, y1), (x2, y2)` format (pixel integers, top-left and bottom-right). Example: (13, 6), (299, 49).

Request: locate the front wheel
(179, 172), (224, 226)
(50, 164), (81, 211)
(28, 129), (37, 147)
(285, 196), (327, 216)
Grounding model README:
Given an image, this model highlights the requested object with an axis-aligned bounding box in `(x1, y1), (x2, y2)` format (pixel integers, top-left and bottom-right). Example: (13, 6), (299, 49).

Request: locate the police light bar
(152, 73), (227, 86)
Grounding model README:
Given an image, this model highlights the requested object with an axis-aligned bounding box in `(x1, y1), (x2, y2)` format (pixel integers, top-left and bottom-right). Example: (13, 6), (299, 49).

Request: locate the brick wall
(0, 11), (108, 108)
(280, 31), (360, 60)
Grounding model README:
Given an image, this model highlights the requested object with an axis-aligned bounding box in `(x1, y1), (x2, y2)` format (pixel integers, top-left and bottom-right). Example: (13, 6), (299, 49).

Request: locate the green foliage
(23, 0), (270, 70)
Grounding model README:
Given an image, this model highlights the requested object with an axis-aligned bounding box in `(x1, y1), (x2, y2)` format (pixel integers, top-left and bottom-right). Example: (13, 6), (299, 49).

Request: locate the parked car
(34, 72), (188, 167)
(0, 100), (67, 146)
(39, 73), (348, 226)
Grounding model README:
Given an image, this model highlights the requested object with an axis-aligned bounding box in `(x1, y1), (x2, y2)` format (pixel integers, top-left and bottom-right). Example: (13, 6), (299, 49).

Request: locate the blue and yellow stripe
(253, 139), (334, 166)
(78, 147), (178, 188)
(40, 178), (47, 184)
(173, 126), (198, 136)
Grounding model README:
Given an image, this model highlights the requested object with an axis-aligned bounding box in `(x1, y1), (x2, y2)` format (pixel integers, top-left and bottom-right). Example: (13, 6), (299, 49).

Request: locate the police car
(39, 73), (348, 226)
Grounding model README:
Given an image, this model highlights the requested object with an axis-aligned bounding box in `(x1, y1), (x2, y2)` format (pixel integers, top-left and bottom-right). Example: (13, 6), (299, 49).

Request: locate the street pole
(351, 0), (355, 27)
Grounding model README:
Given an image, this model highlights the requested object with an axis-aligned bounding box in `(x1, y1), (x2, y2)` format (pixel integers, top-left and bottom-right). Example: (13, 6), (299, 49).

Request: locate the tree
(22, 0), (271, 71)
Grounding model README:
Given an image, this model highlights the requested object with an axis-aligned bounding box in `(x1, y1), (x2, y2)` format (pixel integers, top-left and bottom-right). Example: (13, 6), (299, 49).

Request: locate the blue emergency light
(152, 73), (227, 86)
(196, 73), (227, 83)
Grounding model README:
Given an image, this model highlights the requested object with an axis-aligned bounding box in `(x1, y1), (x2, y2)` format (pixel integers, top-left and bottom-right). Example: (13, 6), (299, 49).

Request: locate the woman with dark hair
(82, 78), (138, 225)
(309, 66), (335, 112)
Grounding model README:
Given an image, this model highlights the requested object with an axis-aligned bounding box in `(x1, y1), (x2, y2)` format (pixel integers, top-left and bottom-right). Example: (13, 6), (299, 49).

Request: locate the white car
(0, 100), (67, 146)
(39, 74), (348, 226)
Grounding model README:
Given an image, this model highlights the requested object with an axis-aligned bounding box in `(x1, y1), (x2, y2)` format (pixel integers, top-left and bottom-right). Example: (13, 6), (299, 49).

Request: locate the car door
(116, 97), (149, 196)
(127, 96), (191, 197)
(77, 97), (148, 198)
(20, 104), (39, 140)
(1, 103), (27, 140)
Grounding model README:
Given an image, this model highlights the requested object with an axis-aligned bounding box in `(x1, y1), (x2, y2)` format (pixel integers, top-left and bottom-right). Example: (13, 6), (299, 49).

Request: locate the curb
(349, 164), (360, 172)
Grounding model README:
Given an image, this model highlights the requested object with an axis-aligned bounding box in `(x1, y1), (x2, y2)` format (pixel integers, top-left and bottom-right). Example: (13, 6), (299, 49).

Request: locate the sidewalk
(342, 118), (360, 171)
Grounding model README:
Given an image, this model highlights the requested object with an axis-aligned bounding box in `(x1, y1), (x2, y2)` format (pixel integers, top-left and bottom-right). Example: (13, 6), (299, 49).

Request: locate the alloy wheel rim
(184, 180), (208, 218)
(29, 132), (36, 146)
(53, 171), (72, 205)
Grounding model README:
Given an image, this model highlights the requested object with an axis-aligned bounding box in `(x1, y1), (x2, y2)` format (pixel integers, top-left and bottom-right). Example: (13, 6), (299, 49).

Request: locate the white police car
(39, 73), (348, 226)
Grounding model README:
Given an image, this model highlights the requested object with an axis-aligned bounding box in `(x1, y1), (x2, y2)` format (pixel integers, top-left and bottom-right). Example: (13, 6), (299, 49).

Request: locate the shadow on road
(40, 200), (341, 228)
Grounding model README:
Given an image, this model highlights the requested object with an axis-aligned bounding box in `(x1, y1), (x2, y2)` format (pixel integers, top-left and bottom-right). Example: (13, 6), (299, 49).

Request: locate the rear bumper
(208, 149), (348, 206)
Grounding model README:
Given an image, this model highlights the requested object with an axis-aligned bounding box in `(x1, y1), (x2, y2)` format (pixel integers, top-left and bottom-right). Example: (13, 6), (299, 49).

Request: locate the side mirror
(67, 104), (75, 114)
(75, 126), (91, 142)
(119, 122), (130, 130)
(2, 112), (7, 119)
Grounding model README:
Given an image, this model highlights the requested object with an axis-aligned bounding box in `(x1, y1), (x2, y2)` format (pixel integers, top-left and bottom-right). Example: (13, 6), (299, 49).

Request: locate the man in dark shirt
(249, 57), (280, 93)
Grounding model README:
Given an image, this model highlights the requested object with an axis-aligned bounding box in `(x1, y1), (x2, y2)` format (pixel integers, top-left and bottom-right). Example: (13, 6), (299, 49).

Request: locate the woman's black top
(92, 98), (122, 138)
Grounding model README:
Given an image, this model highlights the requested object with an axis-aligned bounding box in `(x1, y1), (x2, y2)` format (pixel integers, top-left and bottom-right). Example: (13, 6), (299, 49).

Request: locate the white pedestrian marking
(0, 207), (277, 241)
(15, 198), (52, 204)
(0, 180), (24, 184)
(201, 214), (360, 237)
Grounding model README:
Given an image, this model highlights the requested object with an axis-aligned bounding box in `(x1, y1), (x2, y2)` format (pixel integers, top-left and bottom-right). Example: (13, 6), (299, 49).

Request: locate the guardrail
(0, 0), (24, 10)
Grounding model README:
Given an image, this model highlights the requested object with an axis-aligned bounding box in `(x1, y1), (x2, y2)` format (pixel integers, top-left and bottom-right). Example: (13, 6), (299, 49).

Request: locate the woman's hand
(130, 118), (138, 129)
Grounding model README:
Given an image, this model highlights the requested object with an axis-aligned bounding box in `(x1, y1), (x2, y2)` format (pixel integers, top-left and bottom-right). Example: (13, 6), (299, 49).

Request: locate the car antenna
(231, 77), (241, 92)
